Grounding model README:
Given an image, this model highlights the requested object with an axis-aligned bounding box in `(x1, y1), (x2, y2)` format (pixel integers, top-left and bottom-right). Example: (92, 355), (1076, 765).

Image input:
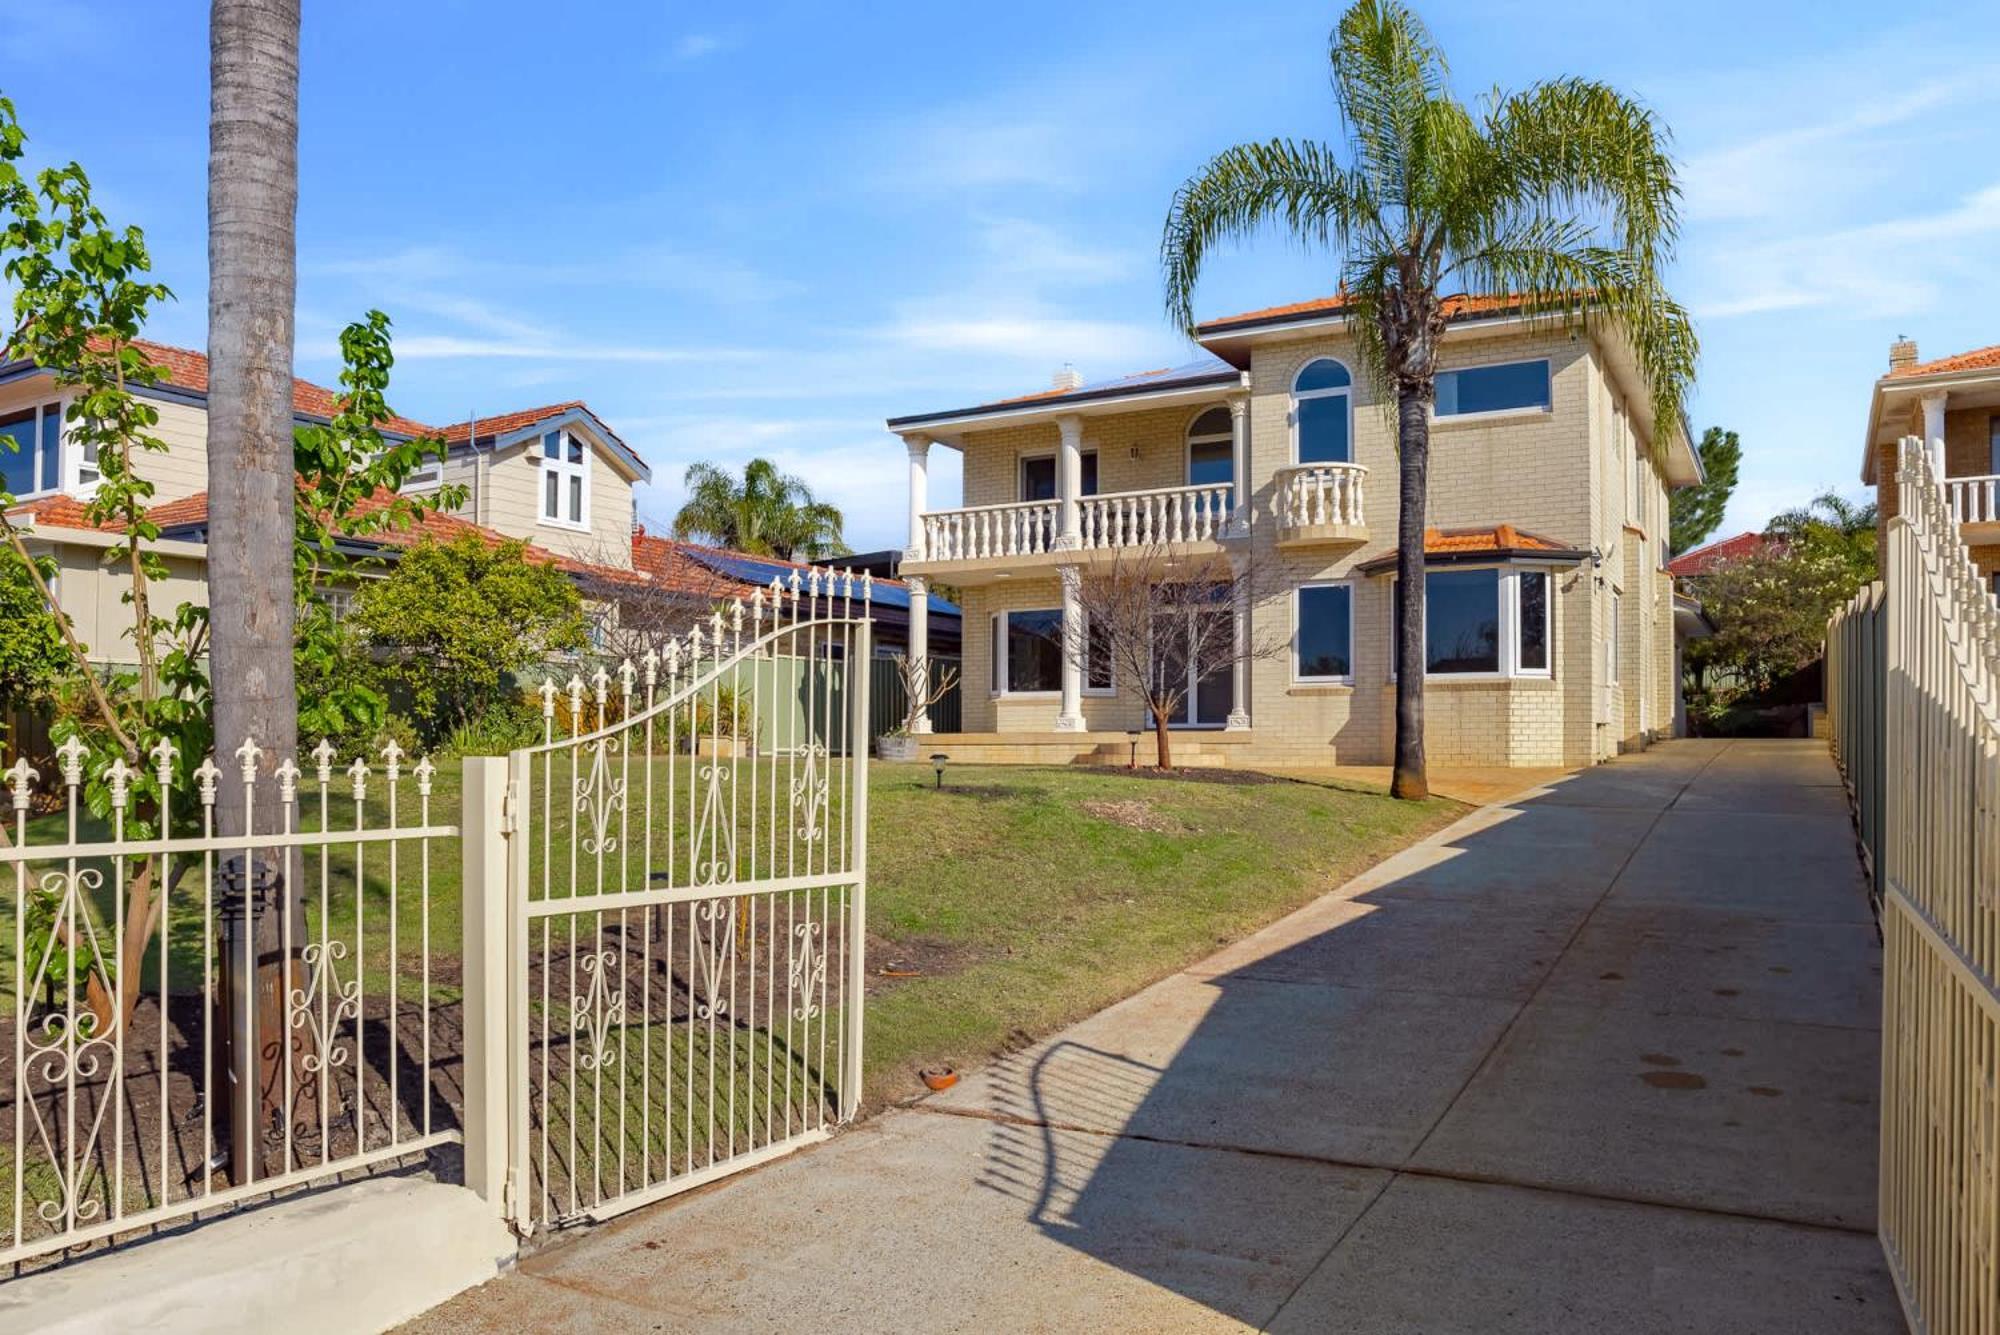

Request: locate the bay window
(1391, 566), (1555, 679)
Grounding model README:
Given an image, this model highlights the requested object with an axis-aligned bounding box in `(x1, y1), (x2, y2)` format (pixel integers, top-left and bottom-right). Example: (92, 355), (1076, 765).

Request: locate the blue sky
(4, 1), (1999, 551)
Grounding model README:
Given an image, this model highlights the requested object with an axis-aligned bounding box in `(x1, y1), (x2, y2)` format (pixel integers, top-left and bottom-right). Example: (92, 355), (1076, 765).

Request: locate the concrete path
(408, 739), (1902, 1334)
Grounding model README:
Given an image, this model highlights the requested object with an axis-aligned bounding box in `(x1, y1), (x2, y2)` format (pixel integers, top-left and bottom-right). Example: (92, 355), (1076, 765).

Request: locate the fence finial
(540, 677), (559, 718)
(348, 755), (370, 800)
(55, 733), (86, 786)
(195, 755), (222, 805)
(311, 737), (337, 784)
(380, 737), (404, 781)
(235, 736), (262, 784)
(105, 757), (132, 809)
(618, 657), (637, 696)
(7, 756), (38, 811)
(150, 736), (178, 787)
(642, 647), (659, 689)
(414, 754), (436, 796)
(276, 757), (301, 804)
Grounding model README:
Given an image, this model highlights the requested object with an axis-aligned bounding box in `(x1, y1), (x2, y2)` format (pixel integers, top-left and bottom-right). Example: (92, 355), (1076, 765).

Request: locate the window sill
(1430, 405), (1552, 428)
(537, 517), (591, 534)
(992, 690), (1062, 701)
(1288, 682), (1354, 696)
(1383, 674), (1558, 689)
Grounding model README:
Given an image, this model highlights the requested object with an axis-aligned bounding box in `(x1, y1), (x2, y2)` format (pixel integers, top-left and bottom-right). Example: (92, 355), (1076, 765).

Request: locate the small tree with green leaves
(353, 532), (588, 745)
(291, 310), (463, 748)
(1670, 426), (1741, 555)
(0, 551), (71, 745)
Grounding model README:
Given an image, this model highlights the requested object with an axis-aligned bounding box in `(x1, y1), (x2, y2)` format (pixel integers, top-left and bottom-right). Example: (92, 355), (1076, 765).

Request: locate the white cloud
(668, 33), (731, 64)
(1687, 183), (2000, 321)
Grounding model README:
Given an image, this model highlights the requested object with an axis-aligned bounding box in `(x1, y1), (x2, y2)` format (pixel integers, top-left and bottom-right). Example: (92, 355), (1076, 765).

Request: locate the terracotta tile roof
(1886, 343), (2000, 380)
(107, 338), (437, 438)
(1667, 531), (1767, 577)
(131, 486), (646, 587)
(1356, 524), (1584, 573)
(1196, 291), (1529, 333)
(4, 493), (123, 531)
(436, 401), (588, 445)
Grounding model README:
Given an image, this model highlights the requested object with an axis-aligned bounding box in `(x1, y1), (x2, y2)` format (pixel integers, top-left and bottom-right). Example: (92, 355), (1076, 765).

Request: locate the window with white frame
(1391, 566), (1555, 678)
(990, 608), (1109, 695)
(0, 403), (65, 498)
(540, 428), (589, 528)
(1435, 359), (1551, 418)
(1292, 358), (1352, 463)
(1186, 406), (1233, 486)
(1294, 582), (1354, 681)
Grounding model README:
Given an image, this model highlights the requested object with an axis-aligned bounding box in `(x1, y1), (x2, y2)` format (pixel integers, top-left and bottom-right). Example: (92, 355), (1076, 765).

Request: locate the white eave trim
(888, 373), (1249, 444)
(17, 523), (209, 560)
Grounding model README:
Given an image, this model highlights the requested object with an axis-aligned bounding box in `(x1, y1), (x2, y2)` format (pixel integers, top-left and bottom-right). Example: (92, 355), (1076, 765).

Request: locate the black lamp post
(930, 753), (949, 789)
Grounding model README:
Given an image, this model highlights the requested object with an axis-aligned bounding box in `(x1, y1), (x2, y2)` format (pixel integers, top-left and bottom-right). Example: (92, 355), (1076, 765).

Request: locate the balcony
(908, 483), (1236, 583)
(1946, 474), (2000, 545)
(1275, 462), (1369, 547)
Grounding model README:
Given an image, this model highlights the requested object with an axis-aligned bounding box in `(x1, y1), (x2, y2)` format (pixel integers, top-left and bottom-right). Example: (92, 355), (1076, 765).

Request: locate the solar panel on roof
(681, 549), (959, 617)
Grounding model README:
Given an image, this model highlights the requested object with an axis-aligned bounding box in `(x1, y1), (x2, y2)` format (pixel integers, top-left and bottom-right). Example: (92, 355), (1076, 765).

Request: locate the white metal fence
(0, 734), (457, 1268)
(469, 570), (872, 1234)
(1829, 437), (2000, 1333)
(2, 566), (877, 1274)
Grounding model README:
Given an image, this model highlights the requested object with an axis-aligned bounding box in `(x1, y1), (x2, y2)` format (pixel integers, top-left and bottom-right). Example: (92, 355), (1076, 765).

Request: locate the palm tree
(1163, 0), (1696, 799)
(672, 458), (849, 561)
(206, 0), (302, 1182)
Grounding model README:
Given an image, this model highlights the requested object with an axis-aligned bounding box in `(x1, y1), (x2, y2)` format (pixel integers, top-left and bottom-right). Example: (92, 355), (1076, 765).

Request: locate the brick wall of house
(935, 322), (1677, 768)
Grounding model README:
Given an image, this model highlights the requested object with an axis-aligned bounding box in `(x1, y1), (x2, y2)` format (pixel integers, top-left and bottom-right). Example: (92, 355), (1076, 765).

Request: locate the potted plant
(877, 655), (958, 761)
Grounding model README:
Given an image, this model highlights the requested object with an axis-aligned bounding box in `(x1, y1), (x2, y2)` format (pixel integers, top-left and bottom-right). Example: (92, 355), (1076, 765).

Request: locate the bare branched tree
(1061, 545), (1288, 769)
(893, 654), (959, 735)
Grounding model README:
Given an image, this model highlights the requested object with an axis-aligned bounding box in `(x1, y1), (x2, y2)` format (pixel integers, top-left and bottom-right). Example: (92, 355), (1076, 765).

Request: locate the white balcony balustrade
(1945, 473), (2000, 526)
(1276, 463), (1368, 543)
(920, 498), (1061, 562)
(1077, 483), (1233, 551)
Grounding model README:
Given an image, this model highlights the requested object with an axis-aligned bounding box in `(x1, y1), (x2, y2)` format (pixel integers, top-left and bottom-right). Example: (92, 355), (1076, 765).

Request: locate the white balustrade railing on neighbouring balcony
(1277, 462), (1368, 531)
(1078, 483), (1233, 551)
(920, 498), (1060, 563)
(1944, 472), (2000, 525)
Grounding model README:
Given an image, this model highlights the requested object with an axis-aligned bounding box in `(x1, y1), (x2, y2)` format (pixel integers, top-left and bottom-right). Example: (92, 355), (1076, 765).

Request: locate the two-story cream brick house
(1861, 337), (2000, 597)
(884, 294), (1698, 768)
(0, 338), (652, 666)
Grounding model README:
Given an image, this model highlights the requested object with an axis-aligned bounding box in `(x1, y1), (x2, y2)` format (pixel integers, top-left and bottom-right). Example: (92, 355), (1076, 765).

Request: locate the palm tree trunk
(1391, 385), (1430, 801)
(208, 0), (302, 1184)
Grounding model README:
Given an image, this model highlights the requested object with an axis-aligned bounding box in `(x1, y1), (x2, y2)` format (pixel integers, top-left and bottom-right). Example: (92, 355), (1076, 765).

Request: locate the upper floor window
(1020, 451), (1097, 501)
(1989, 414), (1998, 475)
(1186, 406), (1233, 486)
(0, 403), (64, 498)
(1292, 358), (1351, 464)
(1435, 359), (1551, 418)
(541, 428), (589, 529)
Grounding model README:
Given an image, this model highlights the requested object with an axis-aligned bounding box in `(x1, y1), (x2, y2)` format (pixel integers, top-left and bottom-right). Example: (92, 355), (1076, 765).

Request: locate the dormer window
(0, 403), (64, 498)
(541, 428), (589, 530)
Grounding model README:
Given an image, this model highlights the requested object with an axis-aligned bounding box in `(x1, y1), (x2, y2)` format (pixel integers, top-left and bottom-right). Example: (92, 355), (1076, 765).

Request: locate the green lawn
(859, 764), (1460, 1102)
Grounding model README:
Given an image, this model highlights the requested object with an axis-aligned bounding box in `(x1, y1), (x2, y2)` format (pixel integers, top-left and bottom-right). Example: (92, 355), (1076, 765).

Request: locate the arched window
(1186, 406), (1233, 486)
(1292, 358), (1351, 464)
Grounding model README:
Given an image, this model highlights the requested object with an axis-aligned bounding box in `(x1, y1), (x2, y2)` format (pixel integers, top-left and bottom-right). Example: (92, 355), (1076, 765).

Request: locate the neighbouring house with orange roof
(1861, 336), (2000, 597)
(0, 337), (660, 670)
(1666, 531), (1768, 579)
(885, 291), (1699, 767)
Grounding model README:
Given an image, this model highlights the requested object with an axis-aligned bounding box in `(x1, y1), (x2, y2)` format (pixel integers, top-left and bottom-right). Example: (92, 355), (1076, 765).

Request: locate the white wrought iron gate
(493, 572), (871, 1233)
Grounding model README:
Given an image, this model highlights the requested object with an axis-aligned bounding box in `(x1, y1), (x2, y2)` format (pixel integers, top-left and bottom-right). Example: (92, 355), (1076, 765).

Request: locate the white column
(1056, 414), (1083, 550)
(1921, 392), (1948, 481)
(1056, 564), (1085, 731)
(904, 433), (931, 559)
(1226, 563), (1251, 731)
(1227, 395), (1250, 535)
(906, 574), (932, 734)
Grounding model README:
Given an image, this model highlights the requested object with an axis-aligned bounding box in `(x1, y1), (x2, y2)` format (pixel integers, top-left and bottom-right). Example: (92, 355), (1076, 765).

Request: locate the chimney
(1889, 335), (1919, 372)
(1052, 363), (1084, 392)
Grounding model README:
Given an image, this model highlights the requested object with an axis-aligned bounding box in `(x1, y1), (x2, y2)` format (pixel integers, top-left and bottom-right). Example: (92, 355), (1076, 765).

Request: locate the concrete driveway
(408, 739), (1901, 1333)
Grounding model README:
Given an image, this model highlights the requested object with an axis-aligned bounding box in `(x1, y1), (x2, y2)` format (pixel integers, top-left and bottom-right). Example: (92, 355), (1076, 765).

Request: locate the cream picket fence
(1829, 436), (2000, 1333)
